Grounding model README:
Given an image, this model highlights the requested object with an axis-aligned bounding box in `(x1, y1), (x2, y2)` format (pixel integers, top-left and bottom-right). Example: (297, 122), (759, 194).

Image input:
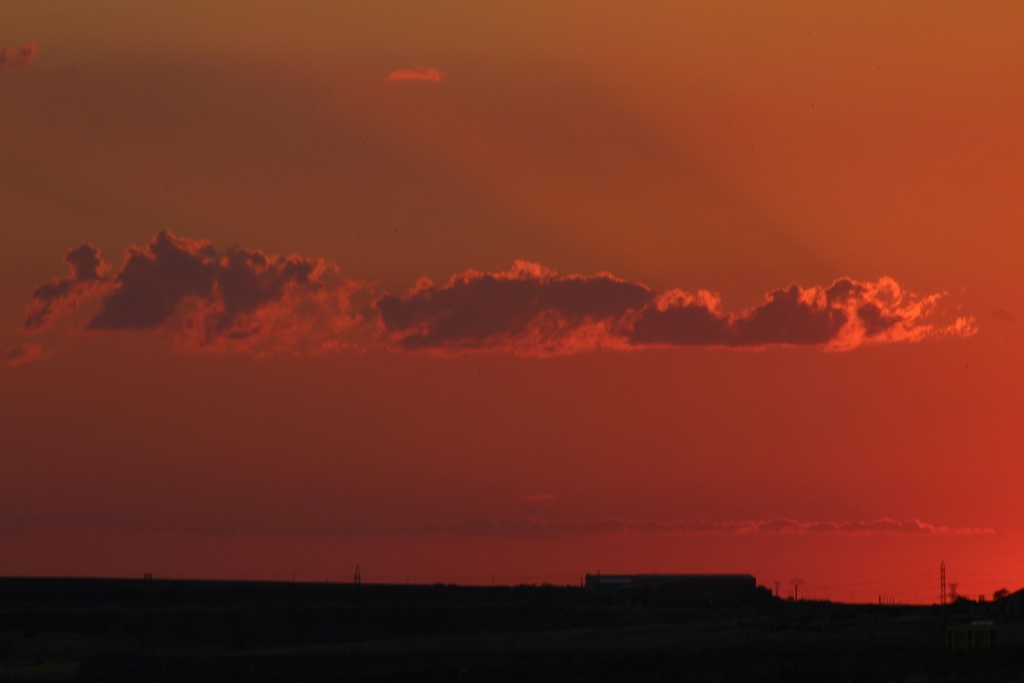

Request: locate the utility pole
(940, 560), (946, 606)
(790, 578), (804, 602)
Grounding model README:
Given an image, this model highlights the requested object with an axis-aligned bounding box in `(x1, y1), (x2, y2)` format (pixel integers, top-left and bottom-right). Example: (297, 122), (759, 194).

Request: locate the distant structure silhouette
(354, 565), (361, 586)
(790, 578), (804, 601)
(940, 560), (946, 605)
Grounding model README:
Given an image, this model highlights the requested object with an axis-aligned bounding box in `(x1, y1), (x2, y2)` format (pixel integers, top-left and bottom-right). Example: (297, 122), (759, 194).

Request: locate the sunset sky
(3, 1), (1024, 603)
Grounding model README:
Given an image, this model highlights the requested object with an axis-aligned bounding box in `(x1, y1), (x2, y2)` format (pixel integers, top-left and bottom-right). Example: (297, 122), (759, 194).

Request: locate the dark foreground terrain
(0, 577), (1021, 682)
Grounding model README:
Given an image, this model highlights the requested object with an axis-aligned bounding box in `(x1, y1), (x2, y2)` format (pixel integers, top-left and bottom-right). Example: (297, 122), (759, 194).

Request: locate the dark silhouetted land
(1, 576), (1023, 681)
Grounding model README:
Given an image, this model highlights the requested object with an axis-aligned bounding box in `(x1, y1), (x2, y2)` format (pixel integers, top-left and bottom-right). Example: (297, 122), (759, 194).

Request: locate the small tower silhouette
(940, 560), (946, 605)
(354, 565), (361, 586)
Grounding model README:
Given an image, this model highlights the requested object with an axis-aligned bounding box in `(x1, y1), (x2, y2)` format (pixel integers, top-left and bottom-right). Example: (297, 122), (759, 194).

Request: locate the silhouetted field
(0, 577), (1021, 681)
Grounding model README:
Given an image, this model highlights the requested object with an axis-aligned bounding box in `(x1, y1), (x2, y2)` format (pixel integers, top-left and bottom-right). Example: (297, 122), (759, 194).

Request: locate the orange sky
(2, 1), (1023, 603)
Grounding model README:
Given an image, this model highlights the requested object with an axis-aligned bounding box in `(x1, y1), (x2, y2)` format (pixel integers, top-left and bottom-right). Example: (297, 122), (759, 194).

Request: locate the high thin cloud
(421, 516), (995, 540)
(386, 66), (442, 83)
(18, 234), (975, 357)
(379, 263), (975, 355)
(22, 232), (369, 355)
(0, 43), (38, 68)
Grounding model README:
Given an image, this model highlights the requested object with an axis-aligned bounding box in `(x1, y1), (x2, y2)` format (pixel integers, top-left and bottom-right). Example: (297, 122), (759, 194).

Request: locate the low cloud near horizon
(422, 516), (996, 540)
(7, 232), (976, 364)
(0, 511), (994, 539)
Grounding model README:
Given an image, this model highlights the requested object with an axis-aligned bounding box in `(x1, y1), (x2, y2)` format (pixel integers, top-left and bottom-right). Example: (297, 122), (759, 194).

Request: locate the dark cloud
(0, 43), (38, 68)
(734, 284), (845, 345)
(88, 231), (217, 330)
(629, 276), (972, 349)
(23, 244), (110, 331)
(89, 231), (371, 353)
(380, 266), (975, 353)
(377, 261), (654, 355)
(627, 290), (731, 346)
(23, 231), (369, 354)
(19, 237), (975, 357)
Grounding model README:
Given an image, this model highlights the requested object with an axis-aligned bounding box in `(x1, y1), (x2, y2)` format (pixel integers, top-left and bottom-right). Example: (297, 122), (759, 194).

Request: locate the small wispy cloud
(4, 343), (47, 367)
(386, 66), (442, 83)
(0, 43), (38, 68)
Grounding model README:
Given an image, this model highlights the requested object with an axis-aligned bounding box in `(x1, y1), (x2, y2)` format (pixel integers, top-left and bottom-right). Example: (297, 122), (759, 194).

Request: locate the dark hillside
(0, 577), (1020, 681)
